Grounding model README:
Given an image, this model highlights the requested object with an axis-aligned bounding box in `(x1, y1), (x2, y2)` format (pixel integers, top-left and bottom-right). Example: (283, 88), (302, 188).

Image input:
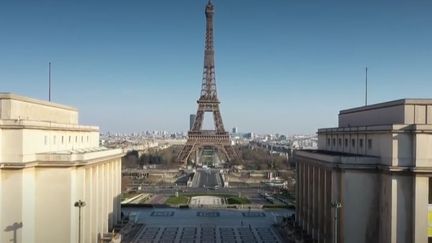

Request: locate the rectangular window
(332, 138), (336, 146)
(44, 136), (48, 145)
(75, 136), (78, 143)
(327, 138), (330, 146)
(81, 136), (83, 142)
(351, 139), (355, 147)
(368, 139), (372, 149)
(429, 177), (432, 204)
(338, 138), (342, 146)
(359, 139), (364, 148)
(61, 136), (64, 144)
(87, 136), (89, 142)
(53, 136), (56, 145)
(69, 136), (71, 143)
(344, 139), (348, 147)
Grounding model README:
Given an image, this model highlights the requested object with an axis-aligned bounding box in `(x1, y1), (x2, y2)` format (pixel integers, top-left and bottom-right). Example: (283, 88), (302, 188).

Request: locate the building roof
(340, 98), (432, 115)
(0, 92), (77, 111)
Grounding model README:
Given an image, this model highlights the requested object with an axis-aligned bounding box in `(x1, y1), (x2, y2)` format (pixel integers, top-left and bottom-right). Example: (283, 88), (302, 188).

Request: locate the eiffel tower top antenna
(201, 0), (217, 101)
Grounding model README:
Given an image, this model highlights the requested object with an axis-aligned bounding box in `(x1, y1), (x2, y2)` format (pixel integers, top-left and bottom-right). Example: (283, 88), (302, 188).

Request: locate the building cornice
(0, 119), (99, 132)
(0, 148), (124, 169)
(317, 124), (432, 135)
(0, 92), (77, 111)
(295, 150), (432, 174)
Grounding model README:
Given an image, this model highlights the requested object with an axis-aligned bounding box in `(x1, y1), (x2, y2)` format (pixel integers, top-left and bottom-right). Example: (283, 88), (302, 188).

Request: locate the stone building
(295, 99), (432, 243)
(0, 93), (123, 243)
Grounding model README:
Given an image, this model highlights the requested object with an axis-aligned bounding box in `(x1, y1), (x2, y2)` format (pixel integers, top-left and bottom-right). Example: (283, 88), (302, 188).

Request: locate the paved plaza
(122, 208), (292, 243)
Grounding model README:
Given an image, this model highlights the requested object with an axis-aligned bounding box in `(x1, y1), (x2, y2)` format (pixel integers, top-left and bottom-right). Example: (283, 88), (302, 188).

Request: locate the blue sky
(1, 0), (431, 135)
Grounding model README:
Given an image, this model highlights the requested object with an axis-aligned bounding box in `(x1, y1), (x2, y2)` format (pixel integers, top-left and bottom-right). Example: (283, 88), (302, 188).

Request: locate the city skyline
(1, 0), (432, 134)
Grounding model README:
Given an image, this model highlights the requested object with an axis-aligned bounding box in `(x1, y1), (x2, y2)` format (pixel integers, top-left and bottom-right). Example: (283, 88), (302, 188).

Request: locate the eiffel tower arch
(177, 1), (238, 165)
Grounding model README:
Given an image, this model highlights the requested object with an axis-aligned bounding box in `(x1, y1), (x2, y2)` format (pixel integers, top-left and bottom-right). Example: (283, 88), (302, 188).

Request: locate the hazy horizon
(1, 0), (431, 134)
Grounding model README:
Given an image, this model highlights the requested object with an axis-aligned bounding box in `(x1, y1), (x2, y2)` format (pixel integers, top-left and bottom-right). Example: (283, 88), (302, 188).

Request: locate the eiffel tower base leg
(224, 145), (237, 162)
(177, 145), (194, 165)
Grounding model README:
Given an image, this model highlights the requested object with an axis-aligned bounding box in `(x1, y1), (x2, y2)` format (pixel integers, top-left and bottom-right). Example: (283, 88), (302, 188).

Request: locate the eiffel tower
(177, 0), (237, 165)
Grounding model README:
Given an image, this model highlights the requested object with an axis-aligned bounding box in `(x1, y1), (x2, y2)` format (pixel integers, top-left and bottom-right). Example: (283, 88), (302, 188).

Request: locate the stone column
(312, 165), (317, 239)
(301, 161), (305, 225)
(413, 176), (428, 243)
(301, 162), (306, 228)
(311, 164), (315, 236)
(321, 168), (326, 243)
(318, 167), (323, 243)
(305, 163), (310, 233)
(296, 161), (301, 224)
(309, 163), (313, 235)
(326, 169), (332, 243)
(302, 162), (308, 229)
(314, 165), (319, 240)
(310, 164), (314, 236)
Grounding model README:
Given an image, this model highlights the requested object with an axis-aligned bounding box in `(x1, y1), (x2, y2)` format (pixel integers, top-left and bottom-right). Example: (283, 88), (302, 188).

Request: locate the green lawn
(226, 196), (251, 204)
(181, 193), (237, 198)
(165, 195), (189, 205)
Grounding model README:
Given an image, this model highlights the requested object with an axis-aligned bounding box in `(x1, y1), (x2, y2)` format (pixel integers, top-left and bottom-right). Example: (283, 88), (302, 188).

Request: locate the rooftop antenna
(365, 66), (368, 106)
(48, 62), (52, 102)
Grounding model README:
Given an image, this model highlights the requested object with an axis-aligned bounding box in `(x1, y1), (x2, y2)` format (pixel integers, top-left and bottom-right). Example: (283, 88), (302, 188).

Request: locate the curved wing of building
(0, 93), (123, 243)
(294, 99), (432, 243)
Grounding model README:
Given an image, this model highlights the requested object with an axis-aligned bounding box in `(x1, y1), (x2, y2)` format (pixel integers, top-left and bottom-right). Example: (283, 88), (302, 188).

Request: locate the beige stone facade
(295, 99), (432, 243)
(0, 93), (123, 243)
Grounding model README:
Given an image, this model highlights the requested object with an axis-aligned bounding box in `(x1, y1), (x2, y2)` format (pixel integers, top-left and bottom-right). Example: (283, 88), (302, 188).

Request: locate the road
(191, 168), (223, 188)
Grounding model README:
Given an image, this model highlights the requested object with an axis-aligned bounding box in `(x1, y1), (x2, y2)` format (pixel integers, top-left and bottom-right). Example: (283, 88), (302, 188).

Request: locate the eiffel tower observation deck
(177, 0), (237, 165)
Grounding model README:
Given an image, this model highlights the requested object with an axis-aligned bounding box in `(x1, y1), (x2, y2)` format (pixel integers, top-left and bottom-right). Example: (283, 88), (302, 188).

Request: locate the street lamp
(74, 200), (86, 243)
(331, 202), (342, 243)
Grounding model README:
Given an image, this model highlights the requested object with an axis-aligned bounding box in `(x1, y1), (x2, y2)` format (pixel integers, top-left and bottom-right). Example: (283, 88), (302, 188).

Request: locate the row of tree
(136, 145), (182, 168)
(123, 144), (290, 170)
(233, 145), (290, 170)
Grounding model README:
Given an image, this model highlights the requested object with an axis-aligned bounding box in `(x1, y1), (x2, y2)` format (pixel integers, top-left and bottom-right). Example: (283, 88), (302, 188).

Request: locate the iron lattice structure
(177, 1), (237, 165)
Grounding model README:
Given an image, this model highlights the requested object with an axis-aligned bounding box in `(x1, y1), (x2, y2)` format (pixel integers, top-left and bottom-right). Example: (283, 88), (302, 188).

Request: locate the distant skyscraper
(232, 127), (238, 134)
(190, 114), (197, 130)
(295, 99), (432, 243)
(244, 132), (254, 140)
